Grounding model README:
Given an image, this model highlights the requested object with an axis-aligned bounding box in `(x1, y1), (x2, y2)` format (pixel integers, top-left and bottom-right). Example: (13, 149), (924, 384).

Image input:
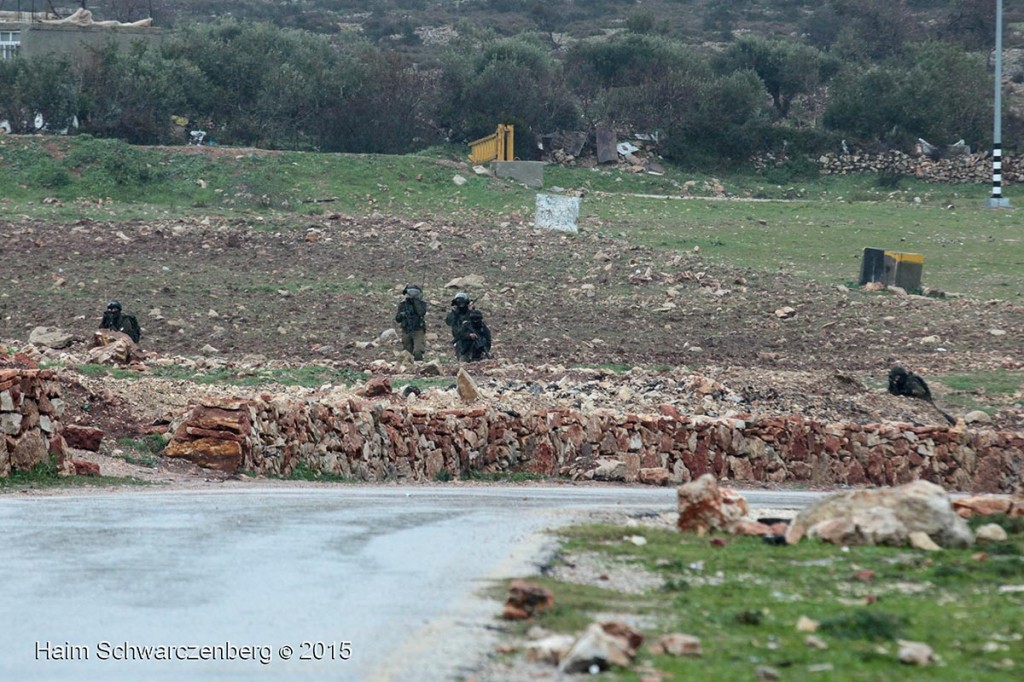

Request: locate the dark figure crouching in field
(455, 310), (491, 362)
(99, 300), (141, 344)
(887, 366), (955, 425)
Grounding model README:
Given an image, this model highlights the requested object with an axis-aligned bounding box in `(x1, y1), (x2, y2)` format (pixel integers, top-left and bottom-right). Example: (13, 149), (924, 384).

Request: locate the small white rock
(976, 523), (1008, 543)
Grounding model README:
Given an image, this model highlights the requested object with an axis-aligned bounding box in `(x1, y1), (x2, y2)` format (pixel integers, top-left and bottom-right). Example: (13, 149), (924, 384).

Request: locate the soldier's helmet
(402, 284), (422, 295)
(452, 292), (470, 305)
(469, 310), (483, 321)
(106, 300), (122, 312)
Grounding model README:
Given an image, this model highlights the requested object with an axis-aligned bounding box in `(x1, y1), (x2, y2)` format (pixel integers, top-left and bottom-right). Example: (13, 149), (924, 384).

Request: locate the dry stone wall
(0, 369), (66, 476)
(817, 151), (1019, 184)
(165, 395), (1023, 493)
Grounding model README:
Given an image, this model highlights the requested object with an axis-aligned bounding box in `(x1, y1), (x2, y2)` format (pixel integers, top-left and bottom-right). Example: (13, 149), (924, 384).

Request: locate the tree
(718, 36), (836, 118)
(77, 41), (192, 144)
(823, 42), (990, 149)
(941, 0), (996, 51)
(437, 36), (579, 157)
(0, 54), (79, 133)
(827, 0), (921, 62)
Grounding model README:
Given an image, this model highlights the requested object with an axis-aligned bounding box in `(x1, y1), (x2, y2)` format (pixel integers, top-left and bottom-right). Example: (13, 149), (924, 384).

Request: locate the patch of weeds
(286, 462), (349, 482)
(734, 608), (763, 625)
(434, 469), (453, 482)
(0, 455), (147, 490)
(30, 160), (72, 189)
(118, 435), (166, 455)
(115, 436), (164, 467)
(818, 610), (907, 641)
(113, 451), (160, 468)
(968, 514), (1024, 536)
(659, 577), (690, 593)
(464, 469), (547, 483)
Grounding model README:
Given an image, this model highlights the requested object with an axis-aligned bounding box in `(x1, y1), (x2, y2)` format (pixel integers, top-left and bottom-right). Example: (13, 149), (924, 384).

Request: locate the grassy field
(511, 518), (1024, 680)
(2, 136), (1019, 302)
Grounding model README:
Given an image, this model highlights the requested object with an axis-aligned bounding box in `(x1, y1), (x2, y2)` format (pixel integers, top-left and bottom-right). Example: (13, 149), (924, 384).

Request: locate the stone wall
(816, 150), (1019, 184)
(165, 396), (1024, 493)
(0, 369), (66, 476)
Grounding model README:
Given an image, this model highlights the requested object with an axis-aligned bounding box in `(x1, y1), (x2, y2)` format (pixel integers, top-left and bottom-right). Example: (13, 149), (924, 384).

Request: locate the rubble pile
(164, 391), (1024, 492)
(816, 150), (1020, 183)
(0, 368), (67, 476)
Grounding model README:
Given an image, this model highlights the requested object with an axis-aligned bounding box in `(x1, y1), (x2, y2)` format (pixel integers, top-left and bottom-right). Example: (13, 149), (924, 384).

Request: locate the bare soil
(1, 213), (1021, 452)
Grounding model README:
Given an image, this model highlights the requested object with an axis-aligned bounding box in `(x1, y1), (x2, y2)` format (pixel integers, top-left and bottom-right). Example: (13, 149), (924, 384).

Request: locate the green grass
(284, 462), (350, 482)
(115, 436), (166, 467)
(514, 521), (1024, 681)
(3, 136), (1022, 301)
(933, 371), (1024, 413)
(0, 456), (149, 490)
(464, 470), (549, 483)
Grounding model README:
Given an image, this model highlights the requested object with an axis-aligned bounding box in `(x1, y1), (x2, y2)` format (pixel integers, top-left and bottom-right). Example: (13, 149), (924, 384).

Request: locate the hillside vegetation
(5, 1), (1024, 165)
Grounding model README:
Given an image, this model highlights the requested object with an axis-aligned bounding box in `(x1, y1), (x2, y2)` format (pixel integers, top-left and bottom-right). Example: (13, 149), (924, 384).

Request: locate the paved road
(0, 486), (817, 681)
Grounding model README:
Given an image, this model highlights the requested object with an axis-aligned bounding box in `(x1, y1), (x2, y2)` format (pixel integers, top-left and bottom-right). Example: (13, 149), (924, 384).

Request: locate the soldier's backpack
(121, 314), (142, 344)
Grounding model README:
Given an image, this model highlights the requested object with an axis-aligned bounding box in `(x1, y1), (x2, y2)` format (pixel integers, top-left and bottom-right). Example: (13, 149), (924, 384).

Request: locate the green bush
(29, 160), (72, 189)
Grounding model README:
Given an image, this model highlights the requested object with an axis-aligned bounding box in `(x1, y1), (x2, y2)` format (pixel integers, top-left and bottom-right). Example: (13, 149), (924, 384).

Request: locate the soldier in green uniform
(395, 284), (427, 361)
(445, 292), (472, 357)
(99, 300), (141, 344)
(455, 309), (491, 362)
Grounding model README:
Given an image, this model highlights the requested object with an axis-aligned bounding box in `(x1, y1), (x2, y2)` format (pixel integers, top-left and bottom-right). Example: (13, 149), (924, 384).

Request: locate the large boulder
(456, 368), (481, 402)
(28, 326), (76, 349)
(63, 424), (104, 451)
(786, 480), (973, 549)
(11, 431), (48, 471)
(88, 330), (137, 365)
(677, 473), (749, 534)
(559, 622), (641, 673)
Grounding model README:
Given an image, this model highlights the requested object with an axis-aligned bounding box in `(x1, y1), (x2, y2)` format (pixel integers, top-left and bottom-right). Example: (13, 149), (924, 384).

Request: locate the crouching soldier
(99, 300), (141, 344)
(445, 292), (472, 356)
(455, 309), (492, 362)
(395, 284), (427, 361)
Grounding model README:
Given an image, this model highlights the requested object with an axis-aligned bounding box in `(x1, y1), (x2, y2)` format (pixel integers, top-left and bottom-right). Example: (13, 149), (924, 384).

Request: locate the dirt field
(1, 213), (1021, 439)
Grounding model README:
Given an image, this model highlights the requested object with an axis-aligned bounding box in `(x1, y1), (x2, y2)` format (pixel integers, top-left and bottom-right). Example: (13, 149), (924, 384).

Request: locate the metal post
(988, 0), (1011, 207)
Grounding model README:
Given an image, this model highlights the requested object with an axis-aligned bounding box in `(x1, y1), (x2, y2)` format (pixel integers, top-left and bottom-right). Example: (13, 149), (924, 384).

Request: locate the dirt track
(1, 213), (1021, 435)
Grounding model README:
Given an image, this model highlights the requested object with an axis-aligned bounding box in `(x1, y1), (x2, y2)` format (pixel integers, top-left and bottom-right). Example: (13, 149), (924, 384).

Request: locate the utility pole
(988, 0), (1011, 207)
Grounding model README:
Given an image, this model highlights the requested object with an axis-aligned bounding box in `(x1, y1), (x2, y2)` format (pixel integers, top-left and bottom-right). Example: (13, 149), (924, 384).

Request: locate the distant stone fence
(816, 150), (1020, 184)
(165, 395), (1023, 493)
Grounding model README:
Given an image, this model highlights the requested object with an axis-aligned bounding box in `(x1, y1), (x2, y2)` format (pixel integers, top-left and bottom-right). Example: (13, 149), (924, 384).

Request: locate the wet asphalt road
(0, 486), (818, 681)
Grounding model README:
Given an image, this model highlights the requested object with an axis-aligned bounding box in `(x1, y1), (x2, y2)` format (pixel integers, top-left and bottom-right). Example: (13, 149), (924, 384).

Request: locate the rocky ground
(0, 212), (1021, 452)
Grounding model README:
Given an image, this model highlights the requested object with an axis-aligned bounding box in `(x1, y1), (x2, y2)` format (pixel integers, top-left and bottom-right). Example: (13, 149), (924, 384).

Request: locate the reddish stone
(732, 519), (771, 536)
(63, 424), (104, 451)
(185, 426), (244, 441)
(638, 467), (671, 486)
(602, 621), (644, 652)
(359, 377), (392, 398)
(72, 460), (101, 476)
(501, 604), (530, 620)
(847, 459), (868, 485)
(164, 437), (244, 472)
(526, 441), (556, 474)
(48, 435), (66, 456)
(13, 353), (38, 369)
(659, 404), (682, 419)
(503, 580), (554, 620)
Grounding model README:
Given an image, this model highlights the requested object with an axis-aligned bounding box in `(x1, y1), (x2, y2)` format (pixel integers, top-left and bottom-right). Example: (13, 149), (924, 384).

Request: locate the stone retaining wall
(0, 369), (66, 476)
(165, 396), (1023, 493)
(816, 151), (1019, 183)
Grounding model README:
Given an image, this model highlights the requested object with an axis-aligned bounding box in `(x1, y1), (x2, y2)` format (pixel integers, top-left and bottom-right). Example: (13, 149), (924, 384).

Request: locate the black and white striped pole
(988, 0), (1011, 207)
